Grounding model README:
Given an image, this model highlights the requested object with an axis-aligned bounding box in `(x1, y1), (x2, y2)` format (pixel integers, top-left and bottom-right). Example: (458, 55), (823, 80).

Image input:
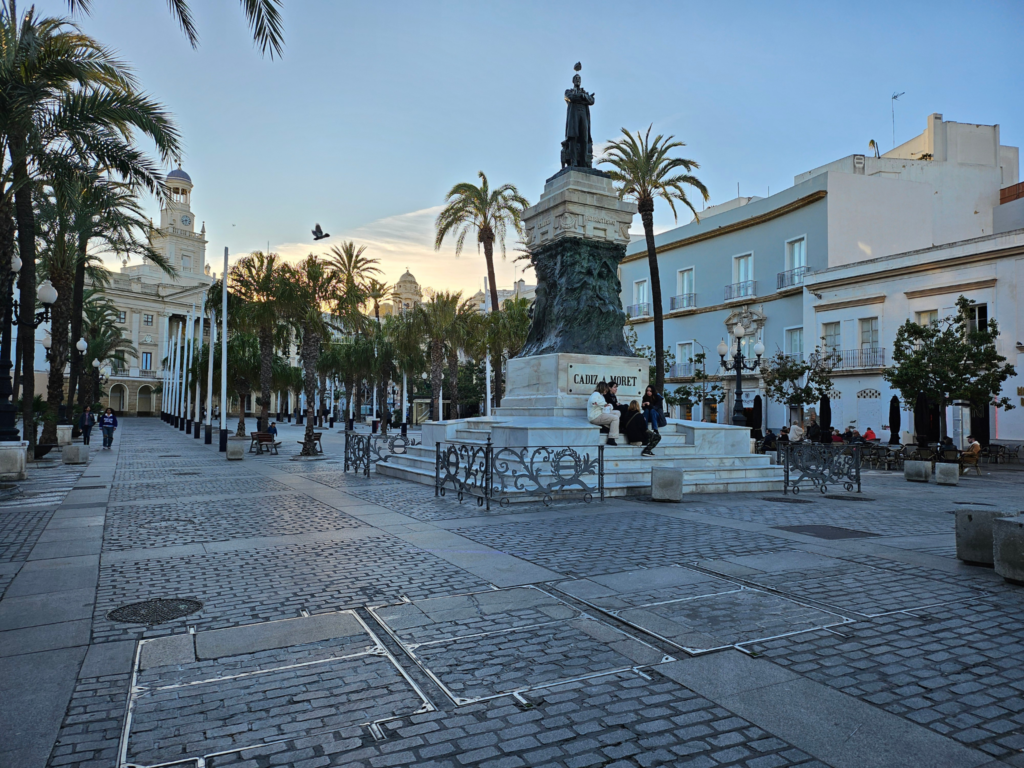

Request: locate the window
(786, 327), (803, 358)
(677, 268), (694, 296)
(141, 352), (152, 370)
(734, 254), (753, 283)
(740, 334), (759, 359)
(677, 342), (694, 364)
(859, 317), (879, 351)
(633, 280), (648, 305)
(966, 303), (988, 333)
(143, 314), (154, 326)
(823, 321), (841, 351)
(785, 238), (806, 270)
(916, 310), (938, 327)
(182, 256), (191, 271)
(117, 310), (126, 323)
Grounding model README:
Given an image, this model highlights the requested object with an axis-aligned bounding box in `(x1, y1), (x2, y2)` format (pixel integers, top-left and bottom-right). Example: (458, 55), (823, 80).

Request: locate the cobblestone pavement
(3, 418), (1024, 768)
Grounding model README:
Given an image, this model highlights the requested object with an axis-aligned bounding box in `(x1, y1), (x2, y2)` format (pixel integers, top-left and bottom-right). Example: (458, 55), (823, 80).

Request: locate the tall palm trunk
(447, 348), (460, 420)
(11, 137), (37, 453)
(318, 372), (327, 427)
(482, 236), (502, 407)
(258, 327), (273, 433)
(430, 338), (443, 421)
(234, 381), (247, 436)
(0, 198), (16, 428)
(638, 197), (665, 394)
(41, 269), (73, 444)
(300, 330), (320, 455)
(67, 244), (87, 434)
(354, 379), (364, 424)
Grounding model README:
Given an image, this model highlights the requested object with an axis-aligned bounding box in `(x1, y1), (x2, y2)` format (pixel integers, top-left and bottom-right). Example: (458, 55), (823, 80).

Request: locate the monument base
(499, 353), (648, 417)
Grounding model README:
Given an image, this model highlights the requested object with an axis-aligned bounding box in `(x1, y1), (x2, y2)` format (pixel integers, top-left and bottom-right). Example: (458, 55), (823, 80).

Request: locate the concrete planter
(62, 445), (88, 465)
(935, 463), (959, 485)
(904, 460), (931, 483)
(652, 467), (683, 502)
(956, 509), (1016, 566)
(993, 516), (1024, 584)
(56, 425), (73, 447)
(226, 438), (245, 461)
(0, 442), (28, 481)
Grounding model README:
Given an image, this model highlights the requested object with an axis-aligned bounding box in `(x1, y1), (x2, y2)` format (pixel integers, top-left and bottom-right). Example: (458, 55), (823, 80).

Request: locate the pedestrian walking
(100, 408), (118, 449)
(78, 407), (96, 445)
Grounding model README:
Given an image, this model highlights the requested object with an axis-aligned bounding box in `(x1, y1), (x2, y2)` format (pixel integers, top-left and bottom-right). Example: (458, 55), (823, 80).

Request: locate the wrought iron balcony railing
(724, 280), (756, 301)
(669, 362), (694, 378)
(626, 303), (651, 319)
(777, 266), (810, 290)
(823, 347), (886, 370)
(670, 293), (697, 310)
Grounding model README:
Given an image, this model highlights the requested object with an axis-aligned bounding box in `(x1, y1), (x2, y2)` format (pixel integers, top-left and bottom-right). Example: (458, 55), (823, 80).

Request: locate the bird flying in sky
(312, 223), (330, 241)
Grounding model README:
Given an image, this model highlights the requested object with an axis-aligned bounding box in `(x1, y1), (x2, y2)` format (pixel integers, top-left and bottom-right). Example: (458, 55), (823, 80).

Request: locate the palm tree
(434, 171), (529, 407)
(0, 1), (180, 451)
(601, 126), (708, 395)
(446, 300), (483, 419)
(280, 255), (340, 455)
(415, 292), (460, 421)
(229, 251), (286, 432)
(67, 0), (284, 58)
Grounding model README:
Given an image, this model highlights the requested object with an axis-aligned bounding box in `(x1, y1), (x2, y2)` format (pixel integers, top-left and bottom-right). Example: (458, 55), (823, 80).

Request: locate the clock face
(180, 215), (191, 226)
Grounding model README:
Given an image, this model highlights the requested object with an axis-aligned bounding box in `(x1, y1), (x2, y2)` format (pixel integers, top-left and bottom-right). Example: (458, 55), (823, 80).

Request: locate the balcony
(724, 280), (756, 301)
(670, 293), (696, 311)
(626, 303), (651, 319)
(669, 362), (694, 378)
(140, 369), (158, 379)
(825, 347), (886, 370)
(777, 266), (810, 290)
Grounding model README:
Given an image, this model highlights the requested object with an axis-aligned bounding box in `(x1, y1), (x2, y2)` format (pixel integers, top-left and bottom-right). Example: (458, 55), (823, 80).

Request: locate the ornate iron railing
(670, 293), (696, 310)
(435, 439), (605, 509)
(724, 280), (756, 301)
(626, 303), (651, 319)
(344, 431), (422, 477)
(782, 443), (861, 495)
(777, 266), (810, 290)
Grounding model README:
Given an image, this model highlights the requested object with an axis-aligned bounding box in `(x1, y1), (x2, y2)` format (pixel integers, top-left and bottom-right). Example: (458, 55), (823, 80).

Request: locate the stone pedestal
(904, 460), (930, 482)
(993, 516), (1024, 584)
(0, 441), (28, 481)
(56, 425), (72, 447)
(63, 445), (88, 465)
(651, 467), (684, 502)
(956, 509), (1015, 565)
(226, 438), (245, 461)
(935, 463), (960, 485)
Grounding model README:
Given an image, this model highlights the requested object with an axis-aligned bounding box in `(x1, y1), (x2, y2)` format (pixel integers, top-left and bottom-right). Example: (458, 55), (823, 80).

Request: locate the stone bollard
(63, 445), (88, 465)
(956, 509), (1017, 566)
(904, 460), (931, 482)
(225, 438), (245, 461)
(935, 463), (960, 486)
(993, 516), (1024, 584)
(0, 442), (28, 481)
(651, 467), (684, 502)
(56, 425), (73, 446)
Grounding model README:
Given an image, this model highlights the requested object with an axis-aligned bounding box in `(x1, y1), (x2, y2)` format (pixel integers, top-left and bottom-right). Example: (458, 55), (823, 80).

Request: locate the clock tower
(134, 167), (210, 286)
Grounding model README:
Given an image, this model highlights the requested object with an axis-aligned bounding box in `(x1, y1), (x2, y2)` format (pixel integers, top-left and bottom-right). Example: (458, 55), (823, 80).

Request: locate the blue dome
(168, 168), (191, 183)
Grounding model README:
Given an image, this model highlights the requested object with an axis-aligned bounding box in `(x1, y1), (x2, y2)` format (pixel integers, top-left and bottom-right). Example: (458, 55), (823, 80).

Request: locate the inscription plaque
(566, 363), (645, 399)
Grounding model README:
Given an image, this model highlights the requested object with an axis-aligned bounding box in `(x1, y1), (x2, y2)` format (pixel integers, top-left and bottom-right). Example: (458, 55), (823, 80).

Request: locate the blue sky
(62, 0), (1024, 294)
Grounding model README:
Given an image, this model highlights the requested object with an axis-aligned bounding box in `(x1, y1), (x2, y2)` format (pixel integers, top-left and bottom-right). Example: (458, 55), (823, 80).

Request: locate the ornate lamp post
(0, 268), (58, 441)
(717, 323), (764, 427)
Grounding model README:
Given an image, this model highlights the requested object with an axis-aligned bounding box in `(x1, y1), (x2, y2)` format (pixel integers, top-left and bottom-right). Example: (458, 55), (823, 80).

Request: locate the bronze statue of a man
(563, 71), (595, 169)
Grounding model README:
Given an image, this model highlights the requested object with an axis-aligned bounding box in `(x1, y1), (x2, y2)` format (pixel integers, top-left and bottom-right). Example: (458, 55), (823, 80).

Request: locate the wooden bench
(250, 432), (281, 455)
(296, 432), (324, 454)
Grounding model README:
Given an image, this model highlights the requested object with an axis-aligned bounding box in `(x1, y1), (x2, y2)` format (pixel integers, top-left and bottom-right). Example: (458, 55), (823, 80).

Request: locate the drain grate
(760, 496), (814, 504)
(108, 598), (203, 624)
(824, 495), (874, 502)
(75, 485), (107, 490)
(158, 455), (182, 458)
(954, 501), (995, 506)
(773, 524), (879, 540)
(140, 518), (198, 528)
(172, 471), (200, 476)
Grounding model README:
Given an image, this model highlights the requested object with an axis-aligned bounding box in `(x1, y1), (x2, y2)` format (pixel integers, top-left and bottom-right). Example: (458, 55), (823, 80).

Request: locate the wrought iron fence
(435, 439), (604, 509)
(724, 280), (756, 301)
(344, 431), (421, 477)
(782, 443), (861, 495)
(670, 293), (696, 310)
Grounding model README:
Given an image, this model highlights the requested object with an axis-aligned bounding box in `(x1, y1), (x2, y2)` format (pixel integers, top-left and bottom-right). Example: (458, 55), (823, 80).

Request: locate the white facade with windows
(619, 113), (1023, 441)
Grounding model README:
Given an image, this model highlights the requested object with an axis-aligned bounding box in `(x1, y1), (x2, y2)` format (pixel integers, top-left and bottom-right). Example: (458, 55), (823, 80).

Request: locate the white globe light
(76, 337), (87, 352)
(41, 335), (51, 349)
(37, 279), (58, 306)
(92, 358), (100, 368)
(753, 341), (765, 357)
(732, 323), (746, 339)
(716, 339), (728, 357)
(421, 372), (427, 380)
(10, 255), (22, 273)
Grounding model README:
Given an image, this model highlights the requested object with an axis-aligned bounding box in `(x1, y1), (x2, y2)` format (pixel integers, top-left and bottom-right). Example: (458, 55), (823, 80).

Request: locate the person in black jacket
(623, 401), (662, 457)
(642, 386), (664, 434)
(78, 406), (95, 445)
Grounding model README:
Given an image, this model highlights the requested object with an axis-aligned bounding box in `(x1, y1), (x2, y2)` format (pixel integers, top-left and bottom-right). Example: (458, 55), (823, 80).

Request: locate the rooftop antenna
(891, 91), (905, 149)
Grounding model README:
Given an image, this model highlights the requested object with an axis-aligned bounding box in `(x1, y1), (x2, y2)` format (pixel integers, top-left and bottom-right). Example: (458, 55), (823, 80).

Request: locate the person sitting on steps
(624, 400), (662, 457)
(588, 381), (619, 446)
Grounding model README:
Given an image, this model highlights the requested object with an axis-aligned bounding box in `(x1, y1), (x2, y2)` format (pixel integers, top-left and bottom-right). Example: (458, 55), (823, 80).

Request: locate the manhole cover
(824, 495), (874, 502)
(140, 518), (198, 528)
(760, 496), (814, 504)
(773, 524), (879, 540)
(107, 598), (203, 624)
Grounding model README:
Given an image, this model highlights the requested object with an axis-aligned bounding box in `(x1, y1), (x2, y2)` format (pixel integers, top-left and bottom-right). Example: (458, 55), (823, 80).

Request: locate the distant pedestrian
(78, 407), (95, 445)
(99, 408), (118, 449)
(267, 422), (278, 438)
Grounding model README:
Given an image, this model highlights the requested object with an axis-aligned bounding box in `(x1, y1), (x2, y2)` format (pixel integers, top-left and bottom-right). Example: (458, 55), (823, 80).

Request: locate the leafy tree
(883, 295), (1015, 439)
(415, 292), (460, 421)
(601, 126), (708, 396)
(761, 346), (838, 414)
(435, 171), (528, 407)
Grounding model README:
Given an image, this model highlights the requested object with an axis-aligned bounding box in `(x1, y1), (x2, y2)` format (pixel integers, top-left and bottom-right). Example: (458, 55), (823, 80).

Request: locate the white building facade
(619, 113), (1024, 443)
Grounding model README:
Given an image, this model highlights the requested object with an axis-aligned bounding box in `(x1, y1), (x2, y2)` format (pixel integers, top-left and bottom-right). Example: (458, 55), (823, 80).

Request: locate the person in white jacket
(587, 381), (619, 446)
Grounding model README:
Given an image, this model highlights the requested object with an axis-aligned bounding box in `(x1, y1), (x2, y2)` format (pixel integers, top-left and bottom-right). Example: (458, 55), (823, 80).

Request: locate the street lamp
(76, 338), (87, 353)
(718, 324), (764, 427)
